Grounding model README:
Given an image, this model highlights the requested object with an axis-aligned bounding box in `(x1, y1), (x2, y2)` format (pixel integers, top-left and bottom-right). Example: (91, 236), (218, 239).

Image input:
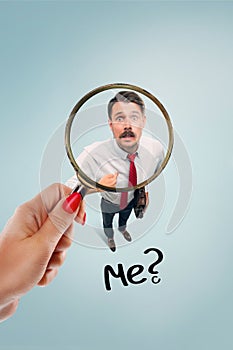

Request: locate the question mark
(144, 248), (164, 284)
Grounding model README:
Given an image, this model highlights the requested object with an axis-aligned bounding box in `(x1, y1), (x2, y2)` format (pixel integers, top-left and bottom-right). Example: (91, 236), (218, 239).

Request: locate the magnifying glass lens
(65, 85), (173, 195)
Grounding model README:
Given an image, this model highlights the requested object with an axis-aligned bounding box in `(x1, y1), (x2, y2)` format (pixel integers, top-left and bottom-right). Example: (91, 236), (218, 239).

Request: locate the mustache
(119, 130), (136, 138)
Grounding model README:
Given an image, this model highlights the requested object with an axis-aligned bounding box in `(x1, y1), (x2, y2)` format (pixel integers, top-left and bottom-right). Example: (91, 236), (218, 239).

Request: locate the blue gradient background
(0, 1), (233, 350)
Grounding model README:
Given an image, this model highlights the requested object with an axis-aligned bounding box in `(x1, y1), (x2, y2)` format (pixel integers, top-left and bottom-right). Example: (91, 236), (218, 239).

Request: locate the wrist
(0, 267), (19, 318)
(0, 298), (19, 323)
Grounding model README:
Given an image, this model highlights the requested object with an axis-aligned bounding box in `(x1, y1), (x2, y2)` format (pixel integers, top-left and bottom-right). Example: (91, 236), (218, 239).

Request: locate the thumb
(35, 192), (82, 250)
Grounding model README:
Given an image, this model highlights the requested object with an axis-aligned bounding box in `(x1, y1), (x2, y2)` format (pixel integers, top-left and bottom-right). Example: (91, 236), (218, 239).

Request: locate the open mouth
(119, 131), (135, 139)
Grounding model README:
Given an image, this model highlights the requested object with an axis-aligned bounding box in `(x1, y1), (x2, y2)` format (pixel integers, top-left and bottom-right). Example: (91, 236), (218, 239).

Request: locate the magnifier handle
(71, 184), (88, 199)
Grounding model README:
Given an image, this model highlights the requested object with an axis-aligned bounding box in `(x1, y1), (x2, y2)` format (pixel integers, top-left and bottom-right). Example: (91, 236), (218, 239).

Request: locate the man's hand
(144, 192), (149, 213)
(99, 172), (118, 188)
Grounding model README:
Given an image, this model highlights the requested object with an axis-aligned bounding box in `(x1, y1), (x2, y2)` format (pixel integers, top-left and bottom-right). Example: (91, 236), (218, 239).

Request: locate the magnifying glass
(65, 83), (174, 208)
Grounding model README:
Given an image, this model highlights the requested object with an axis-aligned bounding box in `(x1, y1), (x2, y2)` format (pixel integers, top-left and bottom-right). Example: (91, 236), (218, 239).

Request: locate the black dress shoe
(108, 238), (116, 252)
(120, 230), (132, 242)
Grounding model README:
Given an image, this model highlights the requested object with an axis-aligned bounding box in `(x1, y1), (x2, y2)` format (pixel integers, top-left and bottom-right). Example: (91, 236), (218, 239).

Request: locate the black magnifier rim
(65, 83), (174, 193)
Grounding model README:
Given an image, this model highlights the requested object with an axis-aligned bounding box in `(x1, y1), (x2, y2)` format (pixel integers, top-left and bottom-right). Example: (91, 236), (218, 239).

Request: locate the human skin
(0, 183), (85, 322)
(106, 102), (149, 211)
(108, 101), (146, 154)
(99, 172), (118, 188)
(80, 102), (146, 188)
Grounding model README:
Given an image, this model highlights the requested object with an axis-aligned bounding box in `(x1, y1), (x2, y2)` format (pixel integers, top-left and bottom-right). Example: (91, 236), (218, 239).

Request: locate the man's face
(109, 101), (146, 153)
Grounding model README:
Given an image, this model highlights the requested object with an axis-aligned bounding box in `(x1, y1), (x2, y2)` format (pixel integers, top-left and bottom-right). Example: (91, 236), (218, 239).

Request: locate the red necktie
(120, 154), (137, 210)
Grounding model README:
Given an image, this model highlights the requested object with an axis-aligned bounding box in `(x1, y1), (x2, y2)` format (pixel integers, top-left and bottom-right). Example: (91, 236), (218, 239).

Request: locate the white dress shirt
(66, 135), (164, 205)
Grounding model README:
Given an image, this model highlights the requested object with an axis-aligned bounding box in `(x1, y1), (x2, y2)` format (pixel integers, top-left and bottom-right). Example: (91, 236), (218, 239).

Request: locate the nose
(123, 117), (132, 128)
(124, 124), (132, 130)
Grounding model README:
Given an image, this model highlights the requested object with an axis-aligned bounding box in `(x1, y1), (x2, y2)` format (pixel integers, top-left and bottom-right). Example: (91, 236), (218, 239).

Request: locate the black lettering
(151, 275), (161, 284)
(104, 263), (128, 291)
(127, 264), (147, 285)
(144, 247), (164, 274)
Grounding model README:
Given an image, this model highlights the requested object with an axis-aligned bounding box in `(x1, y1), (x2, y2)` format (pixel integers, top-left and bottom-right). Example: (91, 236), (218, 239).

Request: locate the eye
(131, 115), (139, 122)
(116, 116), (124, 122)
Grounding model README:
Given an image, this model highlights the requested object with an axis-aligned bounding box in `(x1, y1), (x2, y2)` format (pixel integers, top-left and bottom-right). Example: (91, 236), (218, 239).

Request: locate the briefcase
(134, 187), (146, 219)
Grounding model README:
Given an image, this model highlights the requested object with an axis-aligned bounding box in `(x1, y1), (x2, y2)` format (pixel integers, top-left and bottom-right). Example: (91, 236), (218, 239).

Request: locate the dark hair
(108, 91), (145, 119)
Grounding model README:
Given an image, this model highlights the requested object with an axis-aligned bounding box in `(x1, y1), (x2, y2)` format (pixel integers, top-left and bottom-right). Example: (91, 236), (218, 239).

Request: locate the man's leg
(118, 198), (135, 240)
(101, 198), (118, 252)
(101, 198), (119, 238)
(101, 211), (115, 239)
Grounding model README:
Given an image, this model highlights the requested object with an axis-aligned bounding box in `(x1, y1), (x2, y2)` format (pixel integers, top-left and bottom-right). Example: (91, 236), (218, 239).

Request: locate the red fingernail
(62, 193), (82, 214)
(82, 212), (86, 225)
